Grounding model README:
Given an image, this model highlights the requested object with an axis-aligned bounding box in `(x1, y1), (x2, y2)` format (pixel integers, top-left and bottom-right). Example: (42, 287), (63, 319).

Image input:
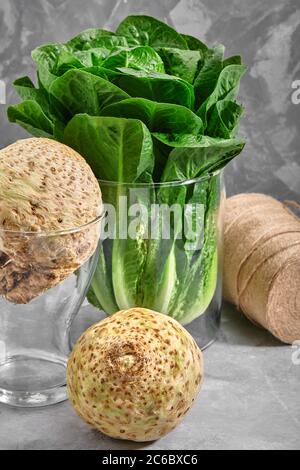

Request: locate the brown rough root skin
(67, 308), (204, 442)
(223, 193), (300, 344)
(0, 138), (102, 304)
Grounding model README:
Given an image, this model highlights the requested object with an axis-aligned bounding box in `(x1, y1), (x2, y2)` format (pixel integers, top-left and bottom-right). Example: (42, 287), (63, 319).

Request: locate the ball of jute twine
(223, 193), (300, 344)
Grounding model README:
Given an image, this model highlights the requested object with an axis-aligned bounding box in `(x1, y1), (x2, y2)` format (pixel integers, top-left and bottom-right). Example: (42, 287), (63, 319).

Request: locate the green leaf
(102, 46), (165, 73)
(13, 76), (52, 117)
(63, 114), (154, 182)
(84, 65), (195, 108)
(49, 69), (129, 120)
(142, 182), (187, 313)
(116, 15), (188, 49)
(53, 49), (89, 74)
(86, 287), (103, 311)
(156, 47), (202, 83)
(197, 64), (247, 127)
(54, 48), (112, 74)
(32, 43), (64, 71)
(223, 55), (243, 67)
(64, 114), (155, 311)
(78, 48), (110, 66)
(168, 176), (220, 324)
(143, 169), (219, 321)
(206, 99), (244, 138)
(153, 132), (202, 147)
(66, 28), (115, 50)
(101, 97), (203, 134)
(53, 120), (65, 141)
(66, 29), (125, 51)
(102, 98), (203, 180)
(13, 75), (34, 93)
(13, 76), (66, 135)
(88, 244), (118, 314)
(160, 135), (245, 182)
(194, 44), (225, 108)
(81, 35), (128, 50)
(37, 64), (58, 94)
(142, 237), (177, 313)
(181, 34), (209, 53)
(32, 43), (64, 91)
(95, 67), (195, 108)
(169, 236), (218, 324)
(7, 100), (54, 136)
(112, 214), (149, 309)
(183, 179), (208, 254)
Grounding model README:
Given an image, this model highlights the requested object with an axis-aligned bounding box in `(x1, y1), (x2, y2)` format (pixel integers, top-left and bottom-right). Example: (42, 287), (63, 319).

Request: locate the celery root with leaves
(8, 15), (246, 324)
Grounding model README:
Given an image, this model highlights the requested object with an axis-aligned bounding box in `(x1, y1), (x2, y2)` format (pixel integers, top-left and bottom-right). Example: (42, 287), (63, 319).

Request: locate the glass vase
(89, 172), (225, 349)
(0, 214), (103, 407)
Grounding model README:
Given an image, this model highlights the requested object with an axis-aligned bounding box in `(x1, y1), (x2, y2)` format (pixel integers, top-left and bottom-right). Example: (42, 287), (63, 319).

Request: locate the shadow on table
(0, 401), (155, 450)
(219, 302), (284, 348)
(89, 428), (155, 450)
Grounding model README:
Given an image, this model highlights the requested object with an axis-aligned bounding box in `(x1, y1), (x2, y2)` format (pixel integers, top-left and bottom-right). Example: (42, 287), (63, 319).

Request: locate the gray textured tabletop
(0, 303), (299, 451)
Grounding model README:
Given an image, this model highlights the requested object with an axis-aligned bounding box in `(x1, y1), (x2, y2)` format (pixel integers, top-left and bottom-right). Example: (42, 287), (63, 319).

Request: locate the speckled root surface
(0, 138), (102, 303)
(67, 308), (203, 442)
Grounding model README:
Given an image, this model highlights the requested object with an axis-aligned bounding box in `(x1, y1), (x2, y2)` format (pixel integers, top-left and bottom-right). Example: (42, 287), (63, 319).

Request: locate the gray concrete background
(0, 0), (300, 198)
(0, 0), (299, 451)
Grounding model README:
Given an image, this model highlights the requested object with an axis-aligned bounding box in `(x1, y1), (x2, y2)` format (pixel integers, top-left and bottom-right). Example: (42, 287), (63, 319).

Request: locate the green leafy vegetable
(64, 114), (154, 182)
(101, 97), (203, 134)
(68, 31), (128, 51)
(66, 28), (116, 51)
(7, 100), (54, 137)
(116, 15), (188, 49)
(49, 69), (129, 120)
(168, 177), (220, 324)
(156, 47), (202, 83)
(181, 34), (209, 53)
(64, 114), (154, 309)
(87, 243), (119, 314)
(194, 44), (224, 109)
(31, 43), (64, 92)
(32, 43), (64, 72)
(160, 136), (245, 182)
(206, 100), (244, 138)
(87, 66), (195, 108)
(102, 46), (165, 73)
(8, 14), (246, 325)
(223, 55), (243, 67)
(197, 64), (247, 127)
